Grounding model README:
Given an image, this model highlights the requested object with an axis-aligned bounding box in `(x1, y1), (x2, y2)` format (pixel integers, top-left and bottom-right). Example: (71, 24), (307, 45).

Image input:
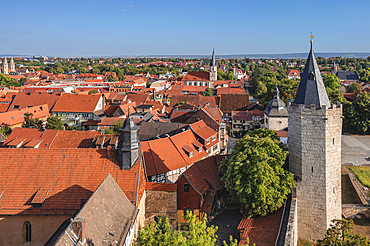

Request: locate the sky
(1, 0), (370, 57)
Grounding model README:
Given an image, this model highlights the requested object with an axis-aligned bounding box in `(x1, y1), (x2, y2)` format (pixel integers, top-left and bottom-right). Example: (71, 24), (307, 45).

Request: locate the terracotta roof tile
(8, 92), (59, 112)
(51, 130), (101, 148)
(0, 104), (49, 127)
(52, 94), (102, 113)
(182, 71), (210, 81)
(2, 128), (59, 148)
(0, 148), (145, 215)
(146, 182), (177, 192)
(219, 94), (249, 113)
(190, 120), (217, 141)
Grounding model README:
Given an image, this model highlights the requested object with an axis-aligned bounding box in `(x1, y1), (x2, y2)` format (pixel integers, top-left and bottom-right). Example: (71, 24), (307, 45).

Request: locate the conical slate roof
(265, 86), (288, 117)
(210, 48), (216, 67)
(293, 44), (330, 108)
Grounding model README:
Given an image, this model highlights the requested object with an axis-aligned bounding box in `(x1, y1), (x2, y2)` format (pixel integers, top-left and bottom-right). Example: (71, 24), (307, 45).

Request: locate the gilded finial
(310, 32), (315, 43)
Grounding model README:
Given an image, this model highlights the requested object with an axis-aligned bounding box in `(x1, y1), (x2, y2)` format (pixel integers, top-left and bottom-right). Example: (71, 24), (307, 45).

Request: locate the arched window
(25, 221), (31, 242)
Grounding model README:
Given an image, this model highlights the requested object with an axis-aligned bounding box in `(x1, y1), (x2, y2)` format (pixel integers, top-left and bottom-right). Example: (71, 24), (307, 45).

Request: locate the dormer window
(212, 135), (216, 142)
(206, 139), (210, 145)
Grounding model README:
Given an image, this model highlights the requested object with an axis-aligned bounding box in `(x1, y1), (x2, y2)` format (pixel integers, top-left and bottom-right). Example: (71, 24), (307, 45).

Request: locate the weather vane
(310, 32), (315, 43)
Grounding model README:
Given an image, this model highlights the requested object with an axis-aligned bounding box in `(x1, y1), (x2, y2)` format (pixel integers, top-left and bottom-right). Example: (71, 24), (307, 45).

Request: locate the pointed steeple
(210, 47), (216, 67)
(273, 85), (280, 99)
(3, 57), (8, 64)
(10, 57), (15, 72)
(293, 36), (330, 108)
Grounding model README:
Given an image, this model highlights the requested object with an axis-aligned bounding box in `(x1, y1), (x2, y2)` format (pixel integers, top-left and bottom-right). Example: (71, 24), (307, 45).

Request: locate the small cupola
(118, 117), (141, 169)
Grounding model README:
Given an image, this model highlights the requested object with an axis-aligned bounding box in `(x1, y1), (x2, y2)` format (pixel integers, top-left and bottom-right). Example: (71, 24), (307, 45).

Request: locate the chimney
(117, 117), (141, 169)
(71, 218), (85, 243)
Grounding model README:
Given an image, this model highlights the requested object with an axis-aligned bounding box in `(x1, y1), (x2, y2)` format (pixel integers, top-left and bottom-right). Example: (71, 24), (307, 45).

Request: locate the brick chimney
(117, 117), (141, 169)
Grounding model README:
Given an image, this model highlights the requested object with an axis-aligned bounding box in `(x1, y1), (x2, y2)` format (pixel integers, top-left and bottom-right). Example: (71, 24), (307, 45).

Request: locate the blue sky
(1, 0), (369, 57)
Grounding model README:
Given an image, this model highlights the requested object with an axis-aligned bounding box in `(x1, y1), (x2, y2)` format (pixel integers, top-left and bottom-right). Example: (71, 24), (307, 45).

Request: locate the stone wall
(145, 189), (177, 229)
(267, 116), (288, 131)
(284, 193), (298, 246)
(0, 215), (70, 246)
(342, 204), (370, 219)
(288, 102), (342, 241)
(348, 172), (369, 204)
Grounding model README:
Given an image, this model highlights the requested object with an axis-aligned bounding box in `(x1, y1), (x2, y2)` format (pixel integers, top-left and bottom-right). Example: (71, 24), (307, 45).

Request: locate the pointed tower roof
(3, 57), (8, 64)
(210, 48), (216, 67)
(10, 57), (14, 64)
(293, 37), (330, 108)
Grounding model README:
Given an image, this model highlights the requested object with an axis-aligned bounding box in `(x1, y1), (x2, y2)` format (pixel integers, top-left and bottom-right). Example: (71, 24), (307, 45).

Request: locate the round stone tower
(288, 38), (342, 241)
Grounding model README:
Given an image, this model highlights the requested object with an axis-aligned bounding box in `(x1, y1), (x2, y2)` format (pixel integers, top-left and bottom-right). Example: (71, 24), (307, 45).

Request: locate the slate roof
(264, 87), (288, 117)
(293, 44), (330, 108)
(47, 174), (139, 246)
(210, 48), (216, 67)
(219, 94), (249, 113)
(52, 94), (102, 113)
(8, 91), (60, 112)
(138, 121), (189, 141)
(238, 207), (284, 246)
(0, 148), (145, 215)
(335, 70), (359, 81)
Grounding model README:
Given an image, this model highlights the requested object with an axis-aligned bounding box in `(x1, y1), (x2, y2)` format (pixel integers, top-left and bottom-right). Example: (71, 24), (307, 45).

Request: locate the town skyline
(1, 0), (370, 57)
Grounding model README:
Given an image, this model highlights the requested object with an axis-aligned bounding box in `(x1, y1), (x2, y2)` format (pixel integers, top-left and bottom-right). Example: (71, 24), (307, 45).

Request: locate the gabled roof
(52, 94), (102, 113)
(219, 94), (249, 113)
(8, 91), (60, 112)
(190, 120), (217, 140)
(0, 148), (145, 215)
(2, 128), (58, 148)
(138, 121), (189, 141)
(182, 71), (210, 81)
(335, 70), (360, 81)
(170, 95), (219, 108)
(46, 174), (139, 246)
(125, 93), (150, 105)
(232, 111), (253, 121)
(293, 43), (330, 108)
(202, 105), (223, 123)
(51, 130), (101, 148)
(0, 104), (49, 126)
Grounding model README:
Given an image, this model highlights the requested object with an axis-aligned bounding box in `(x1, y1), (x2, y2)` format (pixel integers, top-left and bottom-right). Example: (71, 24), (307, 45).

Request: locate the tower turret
(2, 57), (8, 75)
(288, 34), (342, 241)
(10, 57), (15, 72)
(209, 48), (217, 87)
(118, 117), (141, 169)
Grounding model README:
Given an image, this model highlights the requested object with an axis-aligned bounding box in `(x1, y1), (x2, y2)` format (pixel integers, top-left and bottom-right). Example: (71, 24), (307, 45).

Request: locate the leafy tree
(88, 89), (99, 95)
(46, 115), (63, 130)
(22, 113), (43, 129)
(18, 77), (27, 85)
(317, 219), (370, 245)
(107, 74), (116, 82)
(220, 129), (294, 218)
(0, 124), (12, 137)
(204, 87), (213, 96)
(0, 73), (21, 87)
(80, 67), (88, 74)
(134, 211), (249, 246)
(91, 67), (100, 74)
(343, 92), (370, 134)
(346, 83), (362, 93)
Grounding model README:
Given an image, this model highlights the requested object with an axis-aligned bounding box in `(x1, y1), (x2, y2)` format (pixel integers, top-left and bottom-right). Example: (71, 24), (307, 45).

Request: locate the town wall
(288, 102), (342, 241)
(0, 215), (70, 246)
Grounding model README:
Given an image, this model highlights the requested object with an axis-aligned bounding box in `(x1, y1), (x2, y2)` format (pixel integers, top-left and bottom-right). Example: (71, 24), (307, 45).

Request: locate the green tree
(80, 67), (88, 74)
(0, 124), (12, 137)
(345, 83), (362, 93)
(46, 116), (63, 130)
(343, 92), (370, 134)
(22, 113), (43, 129)
(18, 77), (27, 85)
(0, 73), (21, 87)
(107, 74), (116, 82)
(91, 67), (100, 74)
(204, 87), (213, 96)
(134, 212), (249, 246)
(88, 89), (99, 95)
(220, 129), (294, 218)
(317, 219), (370, 245)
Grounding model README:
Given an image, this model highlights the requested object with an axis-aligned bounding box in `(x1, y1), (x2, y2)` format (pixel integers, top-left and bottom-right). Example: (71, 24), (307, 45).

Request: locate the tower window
(25, 221), (31, 242)
(333, 138), (335, 145)
(311, 167), (313, 173)
(184, 183), (190, 192)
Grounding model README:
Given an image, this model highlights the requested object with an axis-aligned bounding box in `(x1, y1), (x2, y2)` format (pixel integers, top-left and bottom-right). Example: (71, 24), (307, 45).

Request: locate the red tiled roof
(276, 131), (288, 138)
(0, 104), (49, 127)
(125, 93), (150, 105)
(200, 187), (216, 213)
(182, 71), (210, 81)
(52, 94), (102, 113)
(217, 87), (243, 96)
(8, 91), (60, 112)
(0, 148), (145, 215)
(202, 105), (223, 123)
(51, 130), (101, 148)
(237, 207), (284, 246)
(219, 94), (249, 113)
(146, 182), (177, 192)
(232, 111), (253, 121)
(170, 95), (219, 108)
(190, 120), (217, 141)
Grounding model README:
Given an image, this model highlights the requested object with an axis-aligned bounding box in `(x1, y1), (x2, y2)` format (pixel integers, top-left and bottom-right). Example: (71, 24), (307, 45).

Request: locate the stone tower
(264, 86), (288, 131)
(288, 38), (342, 241)
(118, 117), (141, 169)
(209, 48), (217, 88)
(2, 57), (8, 75)
(331, 59), (337, 74)
(10, 57), (15, 72)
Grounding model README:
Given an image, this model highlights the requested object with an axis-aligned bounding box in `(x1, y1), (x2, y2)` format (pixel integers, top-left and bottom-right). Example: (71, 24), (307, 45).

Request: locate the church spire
(293, 34), (330, 108)
(273, 85), (280, 99)
(210, 47), (216, 67)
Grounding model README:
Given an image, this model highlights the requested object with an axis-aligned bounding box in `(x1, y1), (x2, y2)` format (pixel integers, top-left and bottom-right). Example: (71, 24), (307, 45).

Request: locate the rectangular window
(184, 183), (190, 192)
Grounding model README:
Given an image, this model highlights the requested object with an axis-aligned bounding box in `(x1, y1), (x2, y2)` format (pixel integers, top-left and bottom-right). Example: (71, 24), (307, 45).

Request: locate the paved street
(210, 207), (243, 245)
(227, 137), (239, 154)
(342, 135), (370, 165)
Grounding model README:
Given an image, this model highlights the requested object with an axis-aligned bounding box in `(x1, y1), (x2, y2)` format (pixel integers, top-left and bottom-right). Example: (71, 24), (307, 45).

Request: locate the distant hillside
(1, 52), (370, 59)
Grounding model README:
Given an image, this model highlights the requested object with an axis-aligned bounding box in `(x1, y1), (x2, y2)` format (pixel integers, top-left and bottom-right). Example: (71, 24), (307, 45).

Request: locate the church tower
(10, 57), (15, 72)
(209, 48), (217, 88)
(331, 59), (337, 74)
(288, 35), (342, 241)
(2, 57), (9, 75)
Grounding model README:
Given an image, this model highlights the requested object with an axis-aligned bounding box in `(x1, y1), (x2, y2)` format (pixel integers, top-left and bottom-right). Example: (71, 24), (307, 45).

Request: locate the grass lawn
(350, 166), (370, 189)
